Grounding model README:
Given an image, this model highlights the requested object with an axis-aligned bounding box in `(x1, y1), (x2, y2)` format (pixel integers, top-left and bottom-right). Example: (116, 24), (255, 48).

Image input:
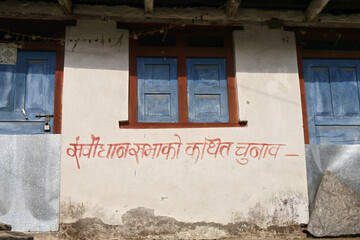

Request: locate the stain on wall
(56, 207), (304, 240)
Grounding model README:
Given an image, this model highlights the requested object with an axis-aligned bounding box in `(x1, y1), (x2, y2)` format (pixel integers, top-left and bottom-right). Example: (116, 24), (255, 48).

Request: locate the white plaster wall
(60, 21), (309, 228)
(62, 19), (129, 128)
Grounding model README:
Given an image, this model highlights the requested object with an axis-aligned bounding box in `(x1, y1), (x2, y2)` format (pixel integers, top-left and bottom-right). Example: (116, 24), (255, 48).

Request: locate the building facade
(0, 0), (359, 238)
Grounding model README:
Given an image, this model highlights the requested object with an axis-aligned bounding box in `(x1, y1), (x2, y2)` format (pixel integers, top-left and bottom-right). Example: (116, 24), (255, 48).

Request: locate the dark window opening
(138, 34), (176, 46)
(187, 36), (224, 47)
(303, 40), (360, 51)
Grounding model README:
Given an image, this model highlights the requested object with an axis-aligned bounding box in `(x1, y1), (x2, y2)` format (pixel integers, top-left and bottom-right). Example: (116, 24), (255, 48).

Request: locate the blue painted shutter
(303, 59), (360, 144)
(137, 57), (178, 122)
(187, 58), (229, 123)
(0, 65), (18, 119)
(0, 51), (56, 134)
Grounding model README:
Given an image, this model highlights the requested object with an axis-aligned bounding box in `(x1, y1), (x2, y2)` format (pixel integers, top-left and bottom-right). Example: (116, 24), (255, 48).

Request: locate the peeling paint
(54, 207), (306, 240)
(231, 193), (308, 229)
(59, 192), (308, 232)
(248, 193), (307, 228)
(60, 201), (86, 222)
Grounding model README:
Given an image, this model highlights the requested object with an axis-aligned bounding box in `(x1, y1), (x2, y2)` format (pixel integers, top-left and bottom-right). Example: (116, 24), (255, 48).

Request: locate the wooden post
(305, 0), (330, 22)
(144, 0), (154, 15)
(58, 0), (72, 14)
(226, 0), (241, 18)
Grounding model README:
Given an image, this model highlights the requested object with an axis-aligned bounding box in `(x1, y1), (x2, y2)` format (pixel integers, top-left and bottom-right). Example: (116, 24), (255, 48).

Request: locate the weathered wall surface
(305, 145), (360, 237)
(0, 135), (61, 231)
(60, 20), (308, 236)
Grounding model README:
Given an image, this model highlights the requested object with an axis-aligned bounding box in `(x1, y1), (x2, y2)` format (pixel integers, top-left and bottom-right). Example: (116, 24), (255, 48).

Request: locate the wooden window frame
(122, 27), (241, 129)
(295, 28), (360, 143)
(0, 19), (71, 134)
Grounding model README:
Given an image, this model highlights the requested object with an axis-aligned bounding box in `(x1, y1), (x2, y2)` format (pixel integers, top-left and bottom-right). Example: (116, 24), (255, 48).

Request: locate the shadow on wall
(234, 28), (299, 74)
(64, 20), (128, 71)
(237, 82), (300, 106)
(64, 36), (128, 71)
(65, 24), (299, 74)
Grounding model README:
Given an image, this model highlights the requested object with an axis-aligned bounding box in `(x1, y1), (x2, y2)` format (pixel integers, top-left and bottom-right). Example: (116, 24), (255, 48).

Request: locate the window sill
(119, 121), (248, 129)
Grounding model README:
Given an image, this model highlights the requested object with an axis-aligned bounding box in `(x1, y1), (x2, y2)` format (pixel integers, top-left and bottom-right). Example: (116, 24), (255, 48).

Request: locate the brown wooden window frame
(122, 26), (241, 129)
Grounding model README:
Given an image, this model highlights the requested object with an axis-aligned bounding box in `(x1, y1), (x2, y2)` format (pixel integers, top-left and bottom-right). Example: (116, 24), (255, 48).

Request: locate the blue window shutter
(0, 51), (56, 134)
(137, 57), (178, 122)
(187, 58), (229, 123)
(0, 65), (18, 118)
(304, 59), (360, 144)
(17, 51), (56, 121)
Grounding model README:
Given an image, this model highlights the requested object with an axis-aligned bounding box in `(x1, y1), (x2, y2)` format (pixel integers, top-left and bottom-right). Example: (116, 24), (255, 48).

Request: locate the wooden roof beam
(226, 0), (241, 18)
(2, 0), (360, 29)
(58, 0), (72, 14)
(144, 0), (154, 15)
(305, 0), (331, 22)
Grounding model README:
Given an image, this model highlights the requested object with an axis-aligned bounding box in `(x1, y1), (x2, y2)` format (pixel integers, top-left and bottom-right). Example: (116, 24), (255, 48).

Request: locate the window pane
(187, 58), (229, 123)
(137, 57), (178, 122)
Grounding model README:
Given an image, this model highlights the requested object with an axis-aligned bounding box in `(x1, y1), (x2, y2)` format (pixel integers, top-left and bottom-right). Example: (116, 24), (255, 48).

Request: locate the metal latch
(21, 108), (28, 119)
(36, 114), (54, 131)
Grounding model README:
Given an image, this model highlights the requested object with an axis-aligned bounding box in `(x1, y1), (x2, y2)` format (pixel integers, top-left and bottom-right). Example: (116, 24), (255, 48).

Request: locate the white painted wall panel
(60, 22), (309, 228)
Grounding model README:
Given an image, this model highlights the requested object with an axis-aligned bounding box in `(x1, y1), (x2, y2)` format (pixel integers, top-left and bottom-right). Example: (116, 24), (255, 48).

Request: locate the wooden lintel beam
(58, 0), (72, 14)
(144, 0), (154, 15)
(1, 1), (360, 29)
(305, 0), (331, 22)
(226, 0), (241, 18)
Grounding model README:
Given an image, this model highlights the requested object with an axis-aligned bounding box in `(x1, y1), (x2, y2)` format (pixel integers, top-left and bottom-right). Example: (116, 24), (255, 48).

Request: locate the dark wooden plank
(144, 0), (154, 14)
(132, 46), (226, 58)
(120, 122), (243, 128)
(1, 1), (360, 28)
(305, 0), (331, 22)
(129, 39), (138, 123)
(177, 34), (188, 123)
(58, 0), (73, 14)
(53, 44), (64, 134)
(224, 34), (238, 124)
(226, 0), (241, 18)
(296, 43), (310, 144)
